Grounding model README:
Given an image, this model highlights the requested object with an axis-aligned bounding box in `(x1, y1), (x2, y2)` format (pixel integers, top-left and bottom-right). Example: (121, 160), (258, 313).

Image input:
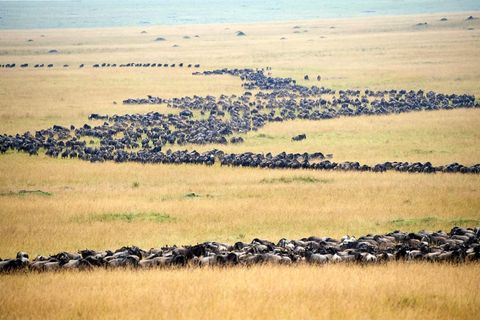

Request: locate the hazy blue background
(0, 0), (479, 29)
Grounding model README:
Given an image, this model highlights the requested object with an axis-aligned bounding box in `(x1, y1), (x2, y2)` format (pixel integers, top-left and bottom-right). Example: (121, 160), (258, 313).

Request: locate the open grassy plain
(0, 11), (479, 319)
(1, 264), (480, 320)
(1, 12), (479, 133)
(0, 152), (479, 256)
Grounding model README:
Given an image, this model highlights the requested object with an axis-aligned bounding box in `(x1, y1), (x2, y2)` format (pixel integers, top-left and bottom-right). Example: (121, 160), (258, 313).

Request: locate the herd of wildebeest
(1, 67), (479, 173)
(0, 62), (201, 69)
(1, 226), (479, 272)
(0, 67), (479, 273)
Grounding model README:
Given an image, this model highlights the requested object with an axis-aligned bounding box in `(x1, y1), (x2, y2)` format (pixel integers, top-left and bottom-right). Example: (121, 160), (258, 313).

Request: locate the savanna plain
(0, 11), (480, 319)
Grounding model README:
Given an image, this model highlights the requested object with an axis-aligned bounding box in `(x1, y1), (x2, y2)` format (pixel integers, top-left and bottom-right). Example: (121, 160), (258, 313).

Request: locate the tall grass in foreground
(0, 263), (479, 319)
(0, 11), (479, 320)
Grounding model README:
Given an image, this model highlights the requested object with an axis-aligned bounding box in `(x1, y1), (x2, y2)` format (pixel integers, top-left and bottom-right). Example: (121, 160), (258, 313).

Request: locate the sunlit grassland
(1, 264), (479, 320)
(171, 108), (480, 165)
(0, 152), (478, 257)
(0, 11), (480, 320)
(0, 69), (243, 134)
(0, 12), (479, 134)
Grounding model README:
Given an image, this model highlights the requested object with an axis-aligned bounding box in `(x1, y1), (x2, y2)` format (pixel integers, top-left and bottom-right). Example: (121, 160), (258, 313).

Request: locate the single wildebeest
(292, 134), (306, 141)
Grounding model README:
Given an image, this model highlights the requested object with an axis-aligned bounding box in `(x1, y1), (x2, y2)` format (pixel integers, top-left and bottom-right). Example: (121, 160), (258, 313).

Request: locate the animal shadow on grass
(260, 176), (332, 184)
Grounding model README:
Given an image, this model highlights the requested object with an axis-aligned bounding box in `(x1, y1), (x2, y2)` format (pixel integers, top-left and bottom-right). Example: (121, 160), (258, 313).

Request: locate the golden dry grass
(0, 12), (479, 134)
(0, 152), (479, 257)
(1, 264), (480, 320)
(172, 108), (480, 165)
(0, 11), (480, 320)
(0, 69), (243, 134)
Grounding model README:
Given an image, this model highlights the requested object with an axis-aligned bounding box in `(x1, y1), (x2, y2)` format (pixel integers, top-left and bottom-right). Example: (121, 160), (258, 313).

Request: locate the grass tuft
(185, 192), (199, 198)
(184, 192), (214, 199)
(0, 189), (53, 197)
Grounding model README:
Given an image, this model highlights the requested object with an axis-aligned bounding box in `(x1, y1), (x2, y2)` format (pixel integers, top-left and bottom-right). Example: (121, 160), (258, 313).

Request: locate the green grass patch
(388, 217), (480, 227)
(81, 212), (175, 223)
(255, 133), (275, 139)
(449, 218), (480, 225)
(260, 176), (332, 184)
(389, 217), (438, 227)
(0, 189), (52, 197)
(409, 149), (434, 155)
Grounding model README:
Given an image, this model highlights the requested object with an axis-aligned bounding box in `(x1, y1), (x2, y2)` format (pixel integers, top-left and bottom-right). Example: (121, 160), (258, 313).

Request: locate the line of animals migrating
(0, 62), (201, 69)
(1, 227), (479, 272)
(1, 68), (479, 173)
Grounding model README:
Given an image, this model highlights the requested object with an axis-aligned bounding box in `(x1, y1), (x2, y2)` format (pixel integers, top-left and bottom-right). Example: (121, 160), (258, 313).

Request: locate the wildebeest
(292, 134), (306, 141)
(1, 226), (479, 272)
(0, 67), (478, 175)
